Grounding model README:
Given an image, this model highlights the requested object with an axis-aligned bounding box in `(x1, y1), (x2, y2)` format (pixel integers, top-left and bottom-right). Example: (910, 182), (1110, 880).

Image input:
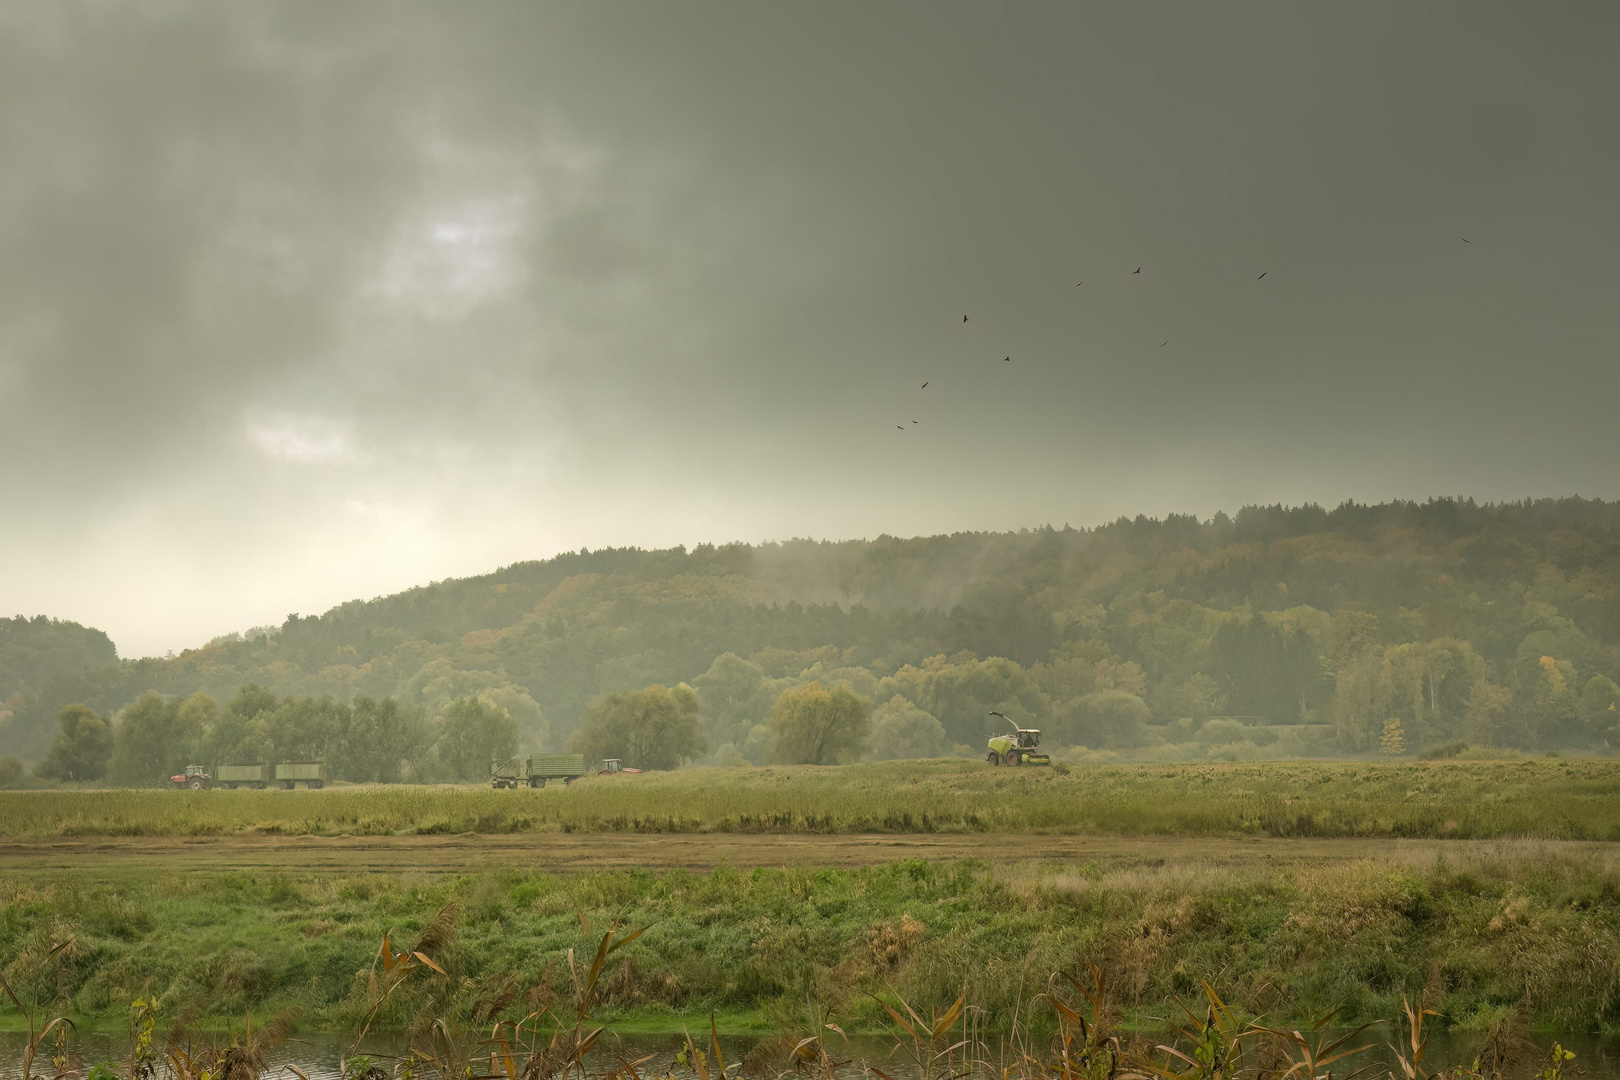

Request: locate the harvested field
(11, 829), (1617, 875)
(4, 758), (1618, 841)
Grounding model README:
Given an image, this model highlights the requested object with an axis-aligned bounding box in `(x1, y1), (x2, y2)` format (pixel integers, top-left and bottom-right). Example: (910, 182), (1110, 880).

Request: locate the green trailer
(216, 763), (271, 789)
(274, 762), (328, 789)
(490, 756), (526, 789)
(491, 753), (587, 789)
(528, 753), (586, 787)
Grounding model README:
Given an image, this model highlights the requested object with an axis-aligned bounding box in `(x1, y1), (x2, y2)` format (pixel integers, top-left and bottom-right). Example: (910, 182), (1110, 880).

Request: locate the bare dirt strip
(2, 831), (1611, 876)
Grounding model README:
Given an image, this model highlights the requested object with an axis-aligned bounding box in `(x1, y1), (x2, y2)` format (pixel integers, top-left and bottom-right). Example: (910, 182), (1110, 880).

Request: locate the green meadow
(4, 758), (1619, 841)
(3, 842), (1619, 1037)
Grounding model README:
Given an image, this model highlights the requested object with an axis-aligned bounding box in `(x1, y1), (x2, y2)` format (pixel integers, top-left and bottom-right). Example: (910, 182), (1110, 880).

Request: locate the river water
(5, 1027), (1618, 1079)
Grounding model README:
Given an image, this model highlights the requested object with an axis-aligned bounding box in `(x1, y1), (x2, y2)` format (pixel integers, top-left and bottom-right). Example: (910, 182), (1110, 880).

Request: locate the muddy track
(4, 831), (1611, 875)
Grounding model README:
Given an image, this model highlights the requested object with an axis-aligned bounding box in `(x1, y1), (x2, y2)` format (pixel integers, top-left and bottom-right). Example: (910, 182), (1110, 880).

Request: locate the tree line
(24, 686), (505, 785)
(14, 677), (882, 786)
(6, 496), (1620, 768)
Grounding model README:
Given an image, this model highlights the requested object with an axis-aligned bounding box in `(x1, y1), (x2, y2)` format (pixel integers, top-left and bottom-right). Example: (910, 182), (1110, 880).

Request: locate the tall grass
(27, 954), (1600, 1080)
(4, 760), (1619, 841)
(4, 841), (1619, 1037)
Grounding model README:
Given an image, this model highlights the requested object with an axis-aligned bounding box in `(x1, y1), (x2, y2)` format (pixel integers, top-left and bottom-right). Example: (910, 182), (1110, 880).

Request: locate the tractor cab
(598, 758), (643, 776)
(169, 765), (212, 790)
(986, 713), (1051, 767)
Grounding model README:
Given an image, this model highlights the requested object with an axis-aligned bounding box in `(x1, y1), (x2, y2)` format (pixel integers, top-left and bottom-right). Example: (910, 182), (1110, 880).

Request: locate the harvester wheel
(986, 751), (1000, 766)
(1008, 751), (1022, 767)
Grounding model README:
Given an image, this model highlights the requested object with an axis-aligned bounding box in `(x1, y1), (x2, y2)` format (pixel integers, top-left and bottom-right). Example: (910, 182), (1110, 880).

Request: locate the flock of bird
(892, 238), (1477, 432)
(891, 263), (1197, 432)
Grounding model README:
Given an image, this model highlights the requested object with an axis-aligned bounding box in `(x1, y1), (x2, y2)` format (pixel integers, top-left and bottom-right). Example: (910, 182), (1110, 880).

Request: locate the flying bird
(1461, 238), (1472, 244)
(963, 315), (968, 323)
(1131, 267), (1141, 274)
(1004, 356), (1011, 362)
(897, 425), (904, 430)
(1257, 272), (1267, 280)
(912, 420), (918, 424)
(1160, 341), (1168, 348)
(920, 382), (928, 388)
(1075, 282), (1083, 287)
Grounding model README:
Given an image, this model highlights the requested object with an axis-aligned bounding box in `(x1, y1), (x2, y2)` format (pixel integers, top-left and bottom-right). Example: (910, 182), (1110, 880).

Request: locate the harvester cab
(986, 711), (1051, 767)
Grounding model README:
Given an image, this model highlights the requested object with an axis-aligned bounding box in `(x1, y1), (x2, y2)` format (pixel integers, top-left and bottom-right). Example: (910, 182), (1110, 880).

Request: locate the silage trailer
(491, 753), (587, 788)
(216, 763), (272, 789)
(274, 762), (328, 789)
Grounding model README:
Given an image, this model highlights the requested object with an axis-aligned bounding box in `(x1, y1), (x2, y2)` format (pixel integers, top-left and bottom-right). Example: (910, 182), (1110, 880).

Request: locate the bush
(1420, 740), (1469, 760)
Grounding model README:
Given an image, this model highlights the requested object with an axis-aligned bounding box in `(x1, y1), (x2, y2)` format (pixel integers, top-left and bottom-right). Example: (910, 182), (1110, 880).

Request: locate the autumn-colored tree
(1380, 717), (1406, 756)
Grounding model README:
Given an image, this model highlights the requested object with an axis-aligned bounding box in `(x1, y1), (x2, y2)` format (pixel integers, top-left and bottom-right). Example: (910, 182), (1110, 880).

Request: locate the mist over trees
(6, 497), (1620, 775)
(0, 616), (117, 708)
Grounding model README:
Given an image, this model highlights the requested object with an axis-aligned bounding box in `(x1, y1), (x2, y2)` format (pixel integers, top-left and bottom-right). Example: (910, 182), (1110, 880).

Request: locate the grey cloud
(2, 2), (1619, 655)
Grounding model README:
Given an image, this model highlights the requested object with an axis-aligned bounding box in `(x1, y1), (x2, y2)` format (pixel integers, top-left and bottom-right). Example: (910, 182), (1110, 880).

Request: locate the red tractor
(598, 758), (643, 776)
(169, 765), (212, 790)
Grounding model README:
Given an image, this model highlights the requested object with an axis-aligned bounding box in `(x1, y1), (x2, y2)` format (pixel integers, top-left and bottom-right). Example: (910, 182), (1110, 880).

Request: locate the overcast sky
(4, 3), (1618, 657)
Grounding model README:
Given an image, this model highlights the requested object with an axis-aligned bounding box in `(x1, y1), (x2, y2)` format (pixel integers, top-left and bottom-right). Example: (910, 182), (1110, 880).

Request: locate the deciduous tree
(336, 696), (429, 782)
(437, 697), (519, 780)
(35, 704), (112, 781)
(767, 681), (870, 765)
(865, 695), (944, 760)
(573, 684), (705, 771)
(111, 693), (209, 784)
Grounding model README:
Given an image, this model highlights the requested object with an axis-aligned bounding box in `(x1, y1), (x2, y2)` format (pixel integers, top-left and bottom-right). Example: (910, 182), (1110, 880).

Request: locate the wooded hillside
(5, 497), (1620, 765)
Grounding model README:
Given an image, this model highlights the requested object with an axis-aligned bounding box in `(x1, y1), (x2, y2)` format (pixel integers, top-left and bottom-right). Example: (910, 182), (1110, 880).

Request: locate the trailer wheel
(987, 751), (1000, 766)
(311, 781), (323, 789)
(530, 777), (545, 789)
(562, 777), (571, 786)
